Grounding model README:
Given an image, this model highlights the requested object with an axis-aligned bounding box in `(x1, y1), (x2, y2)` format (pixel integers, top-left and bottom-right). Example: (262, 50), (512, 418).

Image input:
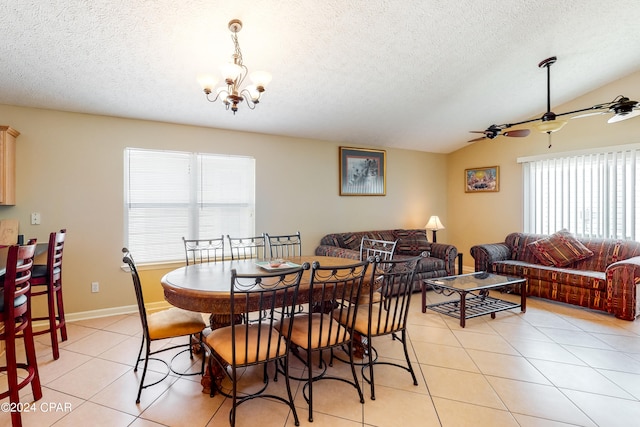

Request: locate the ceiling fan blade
(503, 129), (530, 138)
(608, 108), (640, 123)
(468, 136), (487, 143)
(572, 111), (606, 120)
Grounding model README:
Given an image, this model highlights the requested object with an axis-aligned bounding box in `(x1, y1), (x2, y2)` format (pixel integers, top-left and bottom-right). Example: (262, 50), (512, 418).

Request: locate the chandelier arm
(240, 87), (262, 104)
(239, 90), (257, 110)
(205, 91), (222, 103)
(235, 64), (249, 90)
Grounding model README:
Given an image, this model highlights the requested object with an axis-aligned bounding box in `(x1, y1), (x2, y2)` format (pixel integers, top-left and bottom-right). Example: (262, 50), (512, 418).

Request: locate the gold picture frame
(465, 166), (499, 193)
(339, 147), (386, 196)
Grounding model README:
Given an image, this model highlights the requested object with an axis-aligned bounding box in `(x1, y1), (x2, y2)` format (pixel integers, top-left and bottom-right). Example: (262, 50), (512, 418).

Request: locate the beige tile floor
(4, 292), (640, 426)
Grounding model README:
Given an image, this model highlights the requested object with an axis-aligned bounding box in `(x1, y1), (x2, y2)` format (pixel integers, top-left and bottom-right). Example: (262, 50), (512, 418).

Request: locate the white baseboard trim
(31, 301), (173, 328)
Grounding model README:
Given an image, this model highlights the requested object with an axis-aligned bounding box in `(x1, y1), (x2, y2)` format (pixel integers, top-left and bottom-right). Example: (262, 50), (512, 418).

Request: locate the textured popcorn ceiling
(1, 1), (640, 153)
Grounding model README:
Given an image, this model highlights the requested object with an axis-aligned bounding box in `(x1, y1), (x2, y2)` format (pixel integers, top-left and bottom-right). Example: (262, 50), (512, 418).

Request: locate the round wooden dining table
(160, 255), (367, 394)
(161, 255), (363, 321)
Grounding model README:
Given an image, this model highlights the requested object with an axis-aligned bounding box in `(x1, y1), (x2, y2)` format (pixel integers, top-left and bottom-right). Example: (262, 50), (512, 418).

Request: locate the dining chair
(278, 259), (370, 422)
(1, 241), (41, 427)
(359, 236), (397, 261)
(122, 248), (206, 404)
(226, 234), (266, 260)
(265, 231), (302, 258)
(333, 253), (424, 400)
(182, 236), (225, 265)
(204, 264), (308, 427)
(30, 228), (67, 360)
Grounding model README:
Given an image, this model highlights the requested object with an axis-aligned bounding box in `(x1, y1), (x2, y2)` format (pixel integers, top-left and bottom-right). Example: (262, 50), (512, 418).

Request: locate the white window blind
(520, 145), (640, 240)
(124, 148), (256, 263)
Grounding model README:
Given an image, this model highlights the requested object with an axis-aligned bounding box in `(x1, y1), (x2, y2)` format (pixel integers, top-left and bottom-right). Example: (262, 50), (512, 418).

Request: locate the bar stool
(30, 229), (67, 360)
(1, 241), (42, 427)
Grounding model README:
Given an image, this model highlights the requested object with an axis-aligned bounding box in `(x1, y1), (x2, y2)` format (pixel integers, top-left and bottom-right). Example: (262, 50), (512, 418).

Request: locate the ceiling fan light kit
(469, 56), (640, 145)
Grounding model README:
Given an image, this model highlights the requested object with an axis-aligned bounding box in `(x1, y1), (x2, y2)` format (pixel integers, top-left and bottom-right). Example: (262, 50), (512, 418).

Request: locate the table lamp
(425, 215), (445, 243)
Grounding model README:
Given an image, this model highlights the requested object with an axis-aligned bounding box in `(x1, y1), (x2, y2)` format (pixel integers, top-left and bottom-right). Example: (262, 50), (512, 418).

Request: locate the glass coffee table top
(422, 272), (526, 327)
(426, 271), (526, 292)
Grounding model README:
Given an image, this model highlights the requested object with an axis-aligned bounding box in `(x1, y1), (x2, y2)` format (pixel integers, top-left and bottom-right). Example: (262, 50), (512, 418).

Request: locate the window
(519, 144), (640, 240)
(124, 148), (255, 263)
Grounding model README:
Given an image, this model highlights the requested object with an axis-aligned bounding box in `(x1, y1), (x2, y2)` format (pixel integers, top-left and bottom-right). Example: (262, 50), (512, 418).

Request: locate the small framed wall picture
(465, 166), (499, 192)
(339, 147), (386, 196)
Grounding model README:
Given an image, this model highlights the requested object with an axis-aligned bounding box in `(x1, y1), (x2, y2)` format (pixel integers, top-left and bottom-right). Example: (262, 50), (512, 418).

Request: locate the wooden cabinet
(0, 126), (19, 205)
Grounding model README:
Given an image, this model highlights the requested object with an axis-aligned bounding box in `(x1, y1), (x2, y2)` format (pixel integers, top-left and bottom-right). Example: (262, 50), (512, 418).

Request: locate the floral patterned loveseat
(315, 229), (458, 292)
(470, 231), (640, 320)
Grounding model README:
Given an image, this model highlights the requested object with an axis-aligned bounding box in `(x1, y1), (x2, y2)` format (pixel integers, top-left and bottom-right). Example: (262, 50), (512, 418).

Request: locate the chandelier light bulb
(197, 74), (218, 93)
(245, 85), (261, 102)
(249, 71), (272, 90)
(220, 62), (243, 83)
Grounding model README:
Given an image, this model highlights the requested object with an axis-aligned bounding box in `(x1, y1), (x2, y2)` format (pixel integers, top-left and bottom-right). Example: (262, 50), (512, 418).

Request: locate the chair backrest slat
(122, 248), (151, 341)
(229, 264), (308, 366)
(368, 253), (423, 335)
(182, 236), (225, 265)
(227, 234), (266, 260)
(360, 237), (397, 262)
(3, 242), (37, 320)
(265, 232), (302, 259)
(307, 259), (370, 349)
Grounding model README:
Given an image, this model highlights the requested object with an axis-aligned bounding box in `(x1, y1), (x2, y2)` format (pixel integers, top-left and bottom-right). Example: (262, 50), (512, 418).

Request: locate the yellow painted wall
(0, 105), (447, 316)
(448, 70), (640, 271)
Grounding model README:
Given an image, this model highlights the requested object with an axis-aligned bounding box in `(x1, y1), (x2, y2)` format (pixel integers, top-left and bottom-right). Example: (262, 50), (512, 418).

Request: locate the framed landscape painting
(465, 166), (499, 192)
(339, 147), (386, 196)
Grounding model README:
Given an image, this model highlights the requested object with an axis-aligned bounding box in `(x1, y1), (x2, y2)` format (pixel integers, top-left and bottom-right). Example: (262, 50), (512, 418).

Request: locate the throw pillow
(527, 229), (594, 267)
(394, 230), (430, 255)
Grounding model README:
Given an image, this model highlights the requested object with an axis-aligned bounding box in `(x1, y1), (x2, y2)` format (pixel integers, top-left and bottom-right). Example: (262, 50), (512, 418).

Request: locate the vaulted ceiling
(1, 1), (639, 153)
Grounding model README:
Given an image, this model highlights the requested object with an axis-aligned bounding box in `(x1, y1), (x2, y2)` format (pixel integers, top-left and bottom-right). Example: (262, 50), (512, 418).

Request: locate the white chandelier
(197, 19), (271, 115)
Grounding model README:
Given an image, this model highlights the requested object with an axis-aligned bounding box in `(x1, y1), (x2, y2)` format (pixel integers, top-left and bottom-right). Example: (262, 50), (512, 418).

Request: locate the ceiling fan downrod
(539, 56), (557, 122)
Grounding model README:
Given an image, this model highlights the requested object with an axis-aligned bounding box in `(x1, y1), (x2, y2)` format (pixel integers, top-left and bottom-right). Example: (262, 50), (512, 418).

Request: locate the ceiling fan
(468, 125), (530, 142)
(469, 56), (640, 144)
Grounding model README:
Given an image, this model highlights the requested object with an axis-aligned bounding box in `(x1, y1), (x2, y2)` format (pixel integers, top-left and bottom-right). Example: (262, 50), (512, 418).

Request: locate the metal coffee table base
(422, 273), (526, 328)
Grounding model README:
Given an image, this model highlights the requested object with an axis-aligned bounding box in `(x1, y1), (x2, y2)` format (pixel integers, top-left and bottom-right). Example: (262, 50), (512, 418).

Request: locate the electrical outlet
(30, 212), (41, 225)
(91, 282), (99, 293)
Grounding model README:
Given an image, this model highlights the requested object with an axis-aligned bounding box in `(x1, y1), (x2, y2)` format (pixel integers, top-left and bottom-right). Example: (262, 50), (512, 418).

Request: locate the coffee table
(422, 272), (526, 327)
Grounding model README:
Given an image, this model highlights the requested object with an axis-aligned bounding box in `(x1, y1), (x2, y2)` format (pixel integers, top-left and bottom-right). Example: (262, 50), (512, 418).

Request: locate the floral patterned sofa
(315, 229), (458, 291)
(470, 231), (640, 320)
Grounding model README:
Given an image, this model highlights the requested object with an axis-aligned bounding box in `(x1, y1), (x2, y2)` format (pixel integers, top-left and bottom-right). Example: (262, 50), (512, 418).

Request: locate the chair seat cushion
(30, 265), (62, 285)
(206, 324), (287, 365)
(147, 308), (205, 341)
(279, 312), (351, 350)
(0, 293), (27, 311)
(336, 303), (403, 336)
(31, 264), (48, 278)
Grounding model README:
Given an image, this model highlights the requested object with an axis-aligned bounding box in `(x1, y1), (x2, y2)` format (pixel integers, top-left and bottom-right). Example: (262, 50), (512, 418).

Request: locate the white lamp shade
(249, 70), (272, 88)
(197, 74), (218, 91)
(220, 62), (243, 81)
(425, 215), (445, 230)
